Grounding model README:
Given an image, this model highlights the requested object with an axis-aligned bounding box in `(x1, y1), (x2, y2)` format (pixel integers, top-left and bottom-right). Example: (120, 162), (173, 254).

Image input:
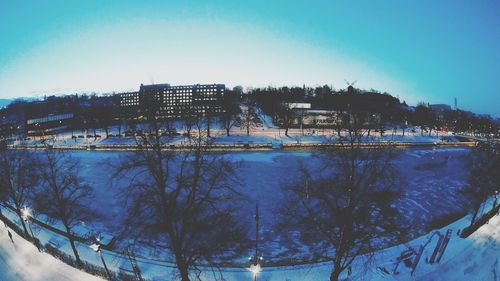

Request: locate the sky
(0, 0), (499, 117)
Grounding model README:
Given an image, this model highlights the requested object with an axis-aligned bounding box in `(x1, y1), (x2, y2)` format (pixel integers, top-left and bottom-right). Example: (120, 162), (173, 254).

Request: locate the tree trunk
(17, 213), (29, 238)
(206, 116), (211, 138)
(174, 251), (190, 281)
(329, 266), (341, 281)
(65, 225), (82, 267)
(470, 205), (480, 227)
(179, 263), (190, 281)
(13, 201), (30, 237)
(69, 237), (82, 266)
(226, 119), (230, 136)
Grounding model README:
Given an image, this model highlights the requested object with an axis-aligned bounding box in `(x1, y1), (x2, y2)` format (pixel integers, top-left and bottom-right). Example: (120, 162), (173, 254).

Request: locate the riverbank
(6, 140), (477, 151)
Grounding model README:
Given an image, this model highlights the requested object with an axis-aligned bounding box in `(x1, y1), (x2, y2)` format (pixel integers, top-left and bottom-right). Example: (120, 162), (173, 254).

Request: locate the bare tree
(277, 103), (296, 137)
(238, 103), (261, 136)
(181, 107), (201, 137)
(463, 141), (500, 226)
(113, 135), (248, 281)
(0, 148), (39, 237)
(34, 148), (97, 267)
(334, 110), (348, 137)
(280, 111), (405, 281)
(220, 89), (241, 136)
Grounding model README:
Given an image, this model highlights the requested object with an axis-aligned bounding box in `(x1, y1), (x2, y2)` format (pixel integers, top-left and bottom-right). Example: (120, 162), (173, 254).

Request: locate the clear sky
(1, 0), (499, 116)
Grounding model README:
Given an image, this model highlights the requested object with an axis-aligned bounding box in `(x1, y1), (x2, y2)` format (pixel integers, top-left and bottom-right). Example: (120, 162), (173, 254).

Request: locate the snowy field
(2, 193), (499, 281)
(1, 145), (494, 281)
(9, 123), (462, 148)
(13, 147), (471, 262)
(0, 223), (104, 281)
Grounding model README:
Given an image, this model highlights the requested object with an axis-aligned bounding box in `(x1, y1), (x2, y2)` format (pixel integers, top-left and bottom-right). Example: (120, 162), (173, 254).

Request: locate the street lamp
(90, 236), (113, 281)
(21, 206), (40, 252)
(247, 204), (263, 281)
(494, 190), (499, 209)
(248, 262), (262, 281)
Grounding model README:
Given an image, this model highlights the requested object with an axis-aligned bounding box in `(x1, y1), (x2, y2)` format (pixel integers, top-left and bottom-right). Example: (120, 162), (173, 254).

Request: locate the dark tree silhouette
(238, 102), (261, 136)
(463, 141), (500, 226)
(280, 112), (406, 281)
(220, 89), (241, 136)
(35, 148), (97, 267)
(276, 103), (296, 136)
(0, 148), (39, 237)
(113, 135), (248, 281)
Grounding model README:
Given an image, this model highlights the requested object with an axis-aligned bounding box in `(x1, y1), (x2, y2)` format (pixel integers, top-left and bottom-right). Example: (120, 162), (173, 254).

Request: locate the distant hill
(0, 99), (12, 109)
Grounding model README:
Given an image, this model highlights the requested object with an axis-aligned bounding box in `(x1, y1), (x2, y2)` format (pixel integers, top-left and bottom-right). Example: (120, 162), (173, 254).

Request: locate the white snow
(2, 209), (499, 280)
(1, 144), (495, 281)
(0, 223), (104, 281)
(9, 124), (466, 149)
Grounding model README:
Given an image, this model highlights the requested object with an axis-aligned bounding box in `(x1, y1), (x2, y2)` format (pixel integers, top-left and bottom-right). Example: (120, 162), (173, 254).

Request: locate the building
(26, 113), (75, 136)
(120, 83), (225, 119)
(120, 91), (140, 107)
(429, 104), (452, 112)
(280, 103), (380, 128)
(429, 104), (452, 122)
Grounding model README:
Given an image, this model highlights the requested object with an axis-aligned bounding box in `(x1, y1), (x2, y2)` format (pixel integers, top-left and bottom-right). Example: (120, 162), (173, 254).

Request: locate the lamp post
(90, 236), (112, 281)
(21, 206), (40, 252)
(494, 190), (499, 209)
(248, 204), (262, 281)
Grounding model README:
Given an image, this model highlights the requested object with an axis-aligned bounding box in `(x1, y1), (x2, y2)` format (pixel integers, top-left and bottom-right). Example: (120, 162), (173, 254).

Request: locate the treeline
(0, 85), (499, 140)
(246, 85), (499, 137)
(248, 85), (402, 116)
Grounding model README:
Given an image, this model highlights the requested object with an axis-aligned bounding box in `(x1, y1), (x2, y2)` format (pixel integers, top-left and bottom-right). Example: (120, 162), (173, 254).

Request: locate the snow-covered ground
(0, 223), (104, 281)
(0, 146), (482, 280)
(1, 200), (499, 280)
(6, 148), (471, 262)
(9, 123), (462, 149)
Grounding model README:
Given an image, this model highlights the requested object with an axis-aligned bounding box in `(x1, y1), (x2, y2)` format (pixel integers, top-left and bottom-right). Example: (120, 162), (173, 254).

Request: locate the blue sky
(1, 0), (499, 116)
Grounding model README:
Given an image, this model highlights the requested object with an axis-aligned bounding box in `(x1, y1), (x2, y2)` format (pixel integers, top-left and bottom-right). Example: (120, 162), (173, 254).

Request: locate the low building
(26, 113), (75, 136)
(429, 104), (452, 112)
(280, 102), (380, 128)
(430, 104), (453, 123)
